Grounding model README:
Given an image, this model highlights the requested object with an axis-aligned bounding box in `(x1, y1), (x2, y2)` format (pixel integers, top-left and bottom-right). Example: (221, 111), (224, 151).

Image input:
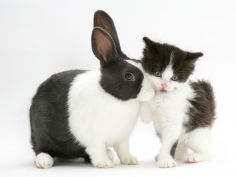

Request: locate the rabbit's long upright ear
(92, 27), (118, 64)
(94, 10), (128, 59)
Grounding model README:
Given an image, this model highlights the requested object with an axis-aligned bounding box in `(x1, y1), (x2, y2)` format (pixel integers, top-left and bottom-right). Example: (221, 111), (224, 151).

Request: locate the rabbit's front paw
(94, 159), (114, 168)
(120, 155), (138, 165)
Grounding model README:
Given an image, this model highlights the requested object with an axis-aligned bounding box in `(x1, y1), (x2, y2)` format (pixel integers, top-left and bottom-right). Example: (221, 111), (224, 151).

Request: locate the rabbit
(30, 10), (154, 169)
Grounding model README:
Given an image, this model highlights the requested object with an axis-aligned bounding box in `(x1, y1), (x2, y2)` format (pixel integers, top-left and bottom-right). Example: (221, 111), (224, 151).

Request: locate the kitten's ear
(186, 52), (203, 61)
(142, 37), (160, 60)
(143, 37), (157, 48)
(187, 52), (203, 60)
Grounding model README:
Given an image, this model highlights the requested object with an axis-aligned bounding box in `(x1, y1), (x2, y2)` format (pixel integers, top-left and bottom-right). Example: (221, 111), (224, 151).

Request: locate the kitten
(140, 37), (215, 168)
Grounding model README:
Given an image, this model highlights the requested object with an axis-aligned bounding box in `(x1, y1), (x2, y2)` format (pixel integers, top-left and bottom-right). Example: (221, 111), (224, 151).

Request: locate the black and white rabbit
(30, 10), (154, 169)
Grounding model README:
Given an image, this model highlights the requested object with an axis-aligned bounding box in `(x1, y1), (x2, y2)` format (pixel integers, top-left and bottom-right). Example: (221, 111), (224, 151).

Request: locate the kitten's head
(142, 37), (203, 92)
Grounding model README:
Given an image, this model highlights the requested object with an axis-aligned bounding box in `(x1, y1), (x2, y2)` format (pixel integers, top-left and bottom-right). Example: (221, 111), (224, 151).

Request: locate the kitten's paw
(94, 159), (114, 168)
(120, 155), (138, 165)
(107, 149), (115, 162)
(35, 153), (53, 169)
(157, 158), (176, 168)
(184, 153), (201, 163)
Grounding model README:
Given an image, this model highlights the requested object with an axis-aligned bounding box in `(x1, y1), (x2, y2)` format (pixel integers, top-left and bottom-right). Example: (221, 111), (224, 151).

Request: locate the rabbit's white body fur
(68, 70), (154, 167)
(68, 70), (139, 146)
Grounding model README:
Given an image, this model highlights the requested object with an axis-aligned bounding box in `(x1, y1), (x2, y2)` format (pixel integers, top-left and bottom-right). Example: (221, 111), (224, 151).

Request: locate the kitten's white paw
(157, 158), (176, 168)
(120, 155), (138, 165)
(184, 153), (201, 163)
(35, 153), (53, 169)
(107, 149), (115, 162)
(94, 159), (114, 168)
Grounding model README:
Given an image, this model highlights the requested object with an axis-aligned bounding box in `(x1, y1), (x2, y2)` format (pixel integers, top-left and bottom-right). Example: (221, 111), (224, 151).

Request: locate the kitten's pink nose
(161, 83), (168, 89)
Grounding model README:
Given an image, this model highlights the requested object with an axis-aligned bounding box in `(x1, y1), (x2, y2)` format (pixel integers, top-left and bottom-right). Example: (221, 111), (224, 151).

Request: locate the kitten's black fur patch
(30, 70), (90, 161)
(142, 37), (203, 82)
(185, 80), (216, 132)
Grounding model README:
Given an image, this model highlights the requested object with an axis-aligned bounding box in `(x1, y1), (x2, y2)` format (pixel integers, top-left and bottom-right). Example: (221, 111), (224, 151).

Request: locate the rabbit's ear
(92, 27), (118, 64)
(94, 10), (128, 59)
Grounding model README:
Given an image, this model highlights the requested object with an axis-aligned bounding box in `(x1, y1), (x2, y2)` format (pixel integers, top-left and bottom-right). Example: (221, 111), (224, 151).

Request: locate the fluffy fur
(30, 11), (154, 168)
(140, 37), (215, 168)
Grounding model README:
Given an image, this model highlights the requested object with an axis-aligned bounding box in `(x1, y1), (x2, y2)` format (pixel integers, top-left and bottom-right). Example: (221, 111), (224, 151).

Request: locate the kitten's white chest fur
(140, 82), (198, 168)
(146, 83), (195, 136)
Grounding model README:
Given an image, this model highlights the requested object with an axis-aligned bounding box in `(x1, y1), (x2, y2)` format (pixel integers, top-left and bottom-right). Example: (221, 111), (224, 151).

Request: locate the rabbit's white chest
(68, 71), (139, 147)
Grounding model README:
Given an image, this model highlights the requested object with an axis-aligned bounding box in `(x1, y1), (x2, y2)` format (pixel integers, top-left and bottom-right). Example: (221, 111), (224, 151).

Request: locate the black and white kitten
(140, 37), (215, 168)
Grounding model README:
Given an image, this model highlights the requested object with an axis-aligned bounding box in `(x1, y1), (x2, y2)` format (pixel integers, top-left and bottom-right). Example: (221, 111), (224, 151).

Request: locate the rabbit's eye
(125, 72), (135, 81)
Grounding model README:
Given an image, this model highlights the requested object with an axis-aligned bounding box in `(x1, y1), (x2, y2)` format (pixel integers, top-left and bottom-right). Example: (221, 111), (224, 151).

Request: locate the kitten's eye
(125, 72), (135, 81)
(155, 72), (161, 77)
(171, 75), (178, 81)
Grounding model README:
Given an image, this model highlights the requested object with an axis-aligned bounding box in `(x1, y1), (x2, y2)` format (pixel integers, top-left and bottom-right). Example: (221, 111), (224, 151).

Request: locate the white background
(0, 0), (236, 176)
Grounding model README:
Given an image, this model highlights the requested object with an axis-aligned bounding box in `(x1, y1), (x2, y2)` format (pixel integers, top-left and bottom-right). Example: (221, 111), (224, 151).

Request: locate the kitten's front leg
(114, 139), (138, 165)
(156, 122), (182, 168)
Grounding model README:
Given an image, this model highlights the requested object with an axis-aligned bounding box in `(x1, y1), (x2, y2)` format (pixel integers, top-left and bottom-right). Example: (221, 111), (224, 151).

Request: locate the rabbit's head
(91, 10), (154, 101)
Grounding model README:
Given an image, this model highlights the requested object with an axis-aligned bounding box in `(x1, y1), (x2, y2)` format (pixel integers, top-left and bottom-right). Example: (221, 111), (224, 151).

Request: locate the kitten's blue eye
(155, 72), (161, 77)
(171, 75), (178, 81)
